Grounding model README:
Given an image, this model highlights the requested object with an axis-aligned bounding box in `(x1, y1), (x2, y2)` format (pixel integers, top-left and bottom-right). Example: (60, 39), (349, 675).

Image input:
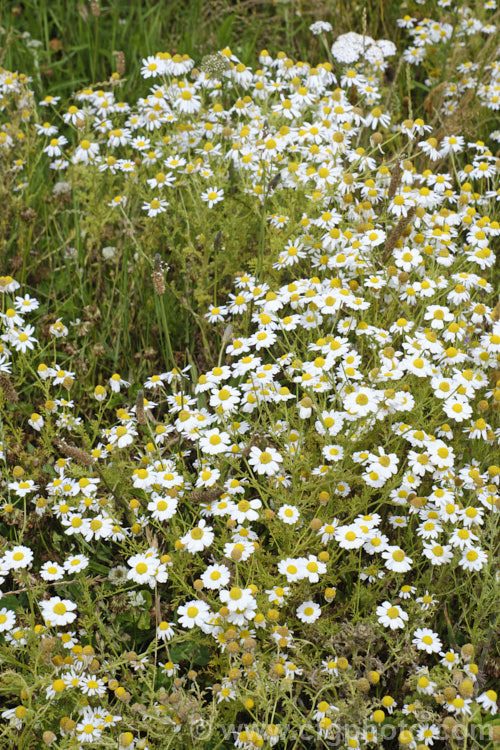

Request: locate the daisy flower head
(277, 504), (300, 524)
(318, 521), (339, 544)
(0, 608), (17, 633)
(199, 428), (231, 455)
(11, 325), (38, 353)
(14, 294), (39, 313)
(40, 561), (65, 581)
(458, 546), (488, 571)
(180, 519), (214, 554)
(278, 557), (304, 583)
(296, 601), (321, 623)
(108, 194), (127, 209)
(0, 306), (16, 336)
(300, 554), (327, 583)
(416, 590), (438, 610)
(205, 305), (227, 323)
(218, 600), (255, 632)
(343, 386), (381, 418)
(476, 689), (498, 715)
(109, 422), (137, 449)
(142, 197), (169, 217)
(3, 545), (34, 570)
(376, 601), (408, 629)
(266, 585), (290, 605)
(223, 539), (255, 562)
(63, 554), (89, 574)
(201, 186), (224, 208)
(156, 621), (175, 641)
(40, 95), (61, 107)
(248, 445), (283, 476)
(415, 671), (437, 696)
(196, 466), (221, 488)
(79, 676), (106, 697)
(412, 628), (443, 654)
(449, 527), (478, 550)
(109, 373), (131, 393)
(127, 551), (168, 587)
(141, 54), (164, 78)
(28, 412), (44, 431)
(73, 139), (99, 164)
(440, 649), (460, 670)
(422, 543), (454, 566)
(0, 276), (20, 297)
(335, 524), (365, 549)
(230, 497), (262, 524)
(147, 493), (178, 521)
(382, 546), (413, 573)
(8, 479), (39, 497)
(445, 696), (473, 716)
(322, 658), (339, 675)
(39, 596), (77, 627)
(201, 563), (231, 590)
(43, 135), (68, 157)
(322, 443), (345, 462)
(209, 385), (240, 412)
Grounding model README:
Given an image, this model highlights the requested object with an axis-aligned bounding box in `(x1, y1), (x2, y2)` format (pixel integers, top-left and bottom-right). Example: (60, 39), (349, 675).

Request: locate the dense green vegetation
(0, 1), (499, 748)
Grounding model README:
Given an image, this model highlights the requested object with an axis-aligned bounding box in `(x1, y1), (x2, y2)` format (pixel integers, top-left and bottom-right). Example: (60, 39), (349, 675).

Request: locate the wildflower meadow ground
(0, 1), (499, 748)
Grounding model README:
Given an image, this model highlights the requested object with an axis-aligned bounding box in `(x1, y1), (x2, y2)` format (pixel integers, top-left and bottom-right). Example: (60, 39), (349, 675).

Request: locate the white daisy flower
(248, 446), (283, 476)
(39, 596), (77, 627)
(296, 601), (321, 623)
(412, 628), (443, 654)
(376, 601), (408, 630)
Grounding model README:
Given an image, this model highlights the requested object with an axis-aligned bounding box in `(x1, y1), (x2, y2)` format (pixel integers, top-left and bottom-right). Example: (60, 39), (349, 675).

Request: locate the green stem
(154, 292), (175, 370)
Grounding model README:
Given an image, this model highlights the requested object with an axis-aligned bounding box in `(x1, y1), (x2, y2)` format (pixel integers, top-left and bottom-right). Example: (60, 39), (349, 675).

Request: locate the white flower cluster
(0, 4), (499, 745)
(331, 32), (396, 67)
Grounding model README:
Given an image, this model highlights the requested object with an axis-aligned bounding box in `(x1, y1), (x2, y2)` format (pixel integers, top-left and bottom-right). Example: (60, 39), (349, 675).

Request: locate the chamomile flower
(422, 543), (453, 565)
(230, 498), (262, 524)
(412, 628), (443, 654)
(127, 552), (168, 587)
(296, 601), (321, 623)
(39, 596), (77, 627)
(180, 520), (214, 554)
(440, 650), (460, 669)
(63, 555), (89, 573)
(199, 428), (231, 455)
(248, 446), (283, 476)
(201, 564), (231, 590)
(416, 591), (438, 610)
(376, 602), (408, 630)
(476, 690), (498, 715)
(458, 547), (488, 571)
(156, 621), (175, 641)
(0, 608), (17, 633)
(3, 545), (34, 570)
(382, 546), (413, 573)
(40, 561), (65, 581)
(147, 494), (178, 521)
(142, 197), (169, 217)
(278, 558), (304, 583)
(201, 186), (224, 207)
(335, 524), (365, 550)
(277, 504), (300, 524)
(109, 373), (131, 393)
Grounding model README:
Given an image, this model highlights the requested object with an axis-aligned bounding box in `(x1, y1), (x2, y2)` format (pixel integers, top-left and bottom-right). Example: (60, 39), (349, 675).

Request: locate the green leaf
(170, 641), (211, 666)
(1, 595), (19, 611)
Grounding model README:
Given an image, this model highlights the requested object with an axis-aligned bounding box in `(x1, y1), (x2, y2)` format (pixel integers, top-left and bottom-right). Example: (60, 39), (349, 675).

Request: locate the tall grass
(2, 0), (405, 98)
